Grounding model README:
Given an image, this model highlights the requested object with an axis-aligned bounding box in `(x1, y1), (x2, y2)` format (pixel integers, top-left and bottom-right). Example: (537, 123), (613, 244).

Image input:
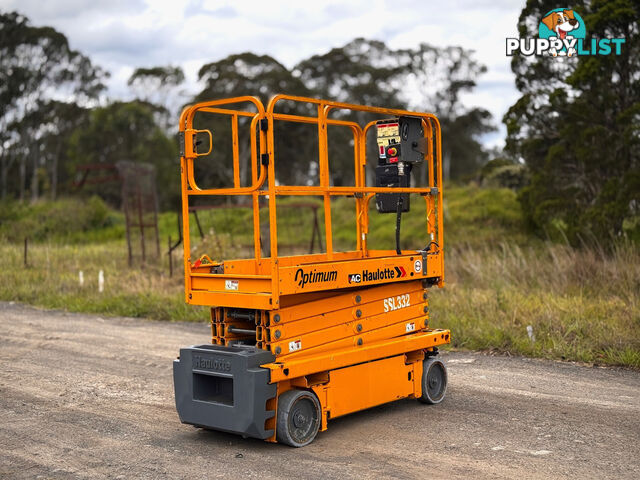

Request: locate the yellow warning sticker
(377, 122), (400, 138)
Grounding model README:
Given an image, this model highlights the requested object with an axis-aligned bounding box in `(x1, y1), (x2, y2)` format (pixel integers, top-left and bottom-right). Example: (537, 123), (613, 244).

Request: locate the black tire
(419, 357), (447, 404)
(276, 389), (321, 447)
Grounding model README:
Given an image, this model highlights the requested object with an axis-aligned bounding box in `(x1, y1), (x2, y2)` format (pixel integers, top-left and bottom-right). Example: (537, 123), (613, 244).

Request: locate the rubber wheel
(276, 389), (321, 447)
(419, 357), (447, 404)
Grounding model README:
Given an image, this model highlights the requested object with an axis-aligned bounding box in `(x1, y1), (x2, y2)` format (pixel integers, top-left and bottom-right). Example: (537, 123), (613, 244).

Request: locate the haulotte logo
(506, 8), (626, 57)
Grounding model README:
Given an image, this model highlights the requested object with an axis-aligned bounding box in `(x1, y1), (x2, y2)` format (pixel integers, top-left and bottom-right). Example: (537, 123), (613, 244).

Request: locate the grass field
(1, 185), (638, 368)
(436, 242), (640, 367)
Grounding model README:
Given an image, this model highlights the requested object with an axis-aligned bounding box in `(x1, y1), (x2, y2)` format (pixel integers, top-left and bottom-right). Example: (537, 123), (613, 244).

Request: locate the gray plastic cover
(173, 344), (276, 439)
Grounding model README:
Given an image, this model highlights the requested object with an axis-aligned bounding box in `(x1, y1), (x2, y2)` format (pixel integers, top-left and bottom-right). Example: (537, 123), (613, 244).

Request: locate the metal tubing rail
(264, 94), (444, 296)
(180, 96), (267, 297)
(179, 94), (445, 306)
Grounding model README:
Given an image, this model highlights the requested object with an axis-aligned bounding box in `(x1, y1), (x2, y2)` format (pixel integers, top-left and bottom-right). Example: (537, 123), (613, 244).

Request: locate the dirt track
(1, 302), (639, 479)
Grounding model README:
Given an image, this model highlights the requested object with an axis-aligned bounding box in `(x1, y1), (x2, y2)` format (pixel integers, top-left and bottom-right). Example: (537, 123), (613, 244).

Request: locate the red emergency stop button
(388, 147), (397, 156)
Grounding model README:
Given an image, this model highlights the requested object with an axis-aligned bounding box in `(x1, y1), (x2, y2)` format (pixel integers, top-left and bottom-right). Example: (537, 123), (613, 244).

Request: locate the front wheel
(276, 389), (321, 447)
(419, 357), (448, 404)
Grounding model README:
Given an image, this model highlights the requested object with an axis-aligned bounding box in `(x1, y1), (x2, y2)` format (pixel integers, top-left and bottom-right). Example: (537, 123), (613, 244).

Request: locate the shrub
(0, 196), (116, 242)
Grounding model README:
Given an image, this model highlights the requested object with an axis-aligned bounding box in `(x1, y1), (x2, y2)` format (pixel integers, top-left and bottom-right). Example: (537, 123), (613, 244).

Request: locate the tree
(197, 53), (309, 103)
(195, 53), (313, 188)
(504, 0), (640, 243)
(5, 100), (90, 202)
(0, 11), (106, 201)
(190, 40), (494, 191)
(405, 45), (495, 180)
(39, 102), (91, 200)
(296, 38), (408, 108)
(128, 66), (186, 131)
(296, 39), (495, 183)
(66, 101), (178, 209)
(295, 39), (409, 186)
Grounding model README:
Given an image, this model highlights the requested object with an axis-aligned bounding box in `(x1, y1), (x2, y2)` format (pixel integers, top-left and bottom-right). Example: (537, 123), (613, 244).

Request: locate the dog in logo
(541, 9), (579, 57)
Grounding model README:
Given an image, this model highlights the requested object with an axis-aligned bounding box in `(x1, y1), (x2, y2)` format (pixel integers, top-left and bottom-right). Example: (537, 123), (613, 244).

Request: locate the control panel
(374, 116), (424, 213)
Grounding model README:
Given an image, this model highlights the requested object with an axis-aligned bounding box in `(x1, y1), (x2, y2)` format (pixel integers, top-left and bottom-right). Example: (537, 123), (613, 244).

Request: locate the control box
(374, 116), (424, 213)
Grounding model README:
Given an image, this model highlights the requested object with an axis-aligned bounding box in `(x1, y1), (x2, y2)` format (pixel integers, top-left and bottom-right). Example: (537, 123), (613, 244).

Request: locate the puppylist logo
(506, 8), (626, 57)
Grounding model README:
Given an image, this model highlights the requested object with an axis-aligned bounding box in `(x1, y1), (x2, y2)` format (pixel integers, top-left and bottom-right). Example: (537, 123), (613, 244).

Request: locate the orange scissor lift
(173, 94), (450, 447)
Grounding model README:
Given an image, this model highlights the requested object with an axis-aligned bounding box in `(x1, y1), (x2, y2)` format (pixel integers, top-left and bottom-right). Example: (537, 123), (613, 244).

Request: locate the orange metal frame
(178, 94), (449, 442)
(179, 94), (445, 309)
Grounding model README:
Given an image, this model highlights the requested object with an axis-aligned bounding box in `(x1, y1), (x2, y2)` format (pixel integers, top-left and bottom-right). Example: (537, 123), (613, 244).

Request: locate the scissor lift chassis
(173, 95), (449, 446)
(174, 338), (447, 440)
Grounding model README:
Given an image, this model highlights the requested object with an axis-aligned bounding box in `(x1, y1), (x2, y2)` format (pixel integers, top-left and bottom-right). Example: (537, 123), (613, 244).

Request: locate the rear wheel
(276, 389), (321, 447)
(419, 357), (447, 404)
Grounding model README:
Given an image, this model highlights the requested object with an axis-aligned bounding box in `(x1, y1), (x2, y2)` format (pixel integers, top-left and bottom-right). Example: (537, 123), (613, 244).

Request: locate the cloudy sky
(2, 0), (523, 147)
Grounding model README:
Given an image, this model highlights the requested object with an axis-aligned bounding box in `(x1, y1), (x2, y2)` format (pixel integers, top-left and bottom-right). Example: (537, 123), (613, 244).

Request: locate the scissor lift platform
(187, 249), (443, 307)
(173, 94), (449, 446)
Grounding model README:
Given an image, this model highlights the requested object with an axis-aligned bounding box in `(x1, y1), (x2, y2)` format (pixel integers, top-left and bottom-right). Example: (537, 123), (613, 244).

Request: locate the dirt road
(1, 302), (639, 479)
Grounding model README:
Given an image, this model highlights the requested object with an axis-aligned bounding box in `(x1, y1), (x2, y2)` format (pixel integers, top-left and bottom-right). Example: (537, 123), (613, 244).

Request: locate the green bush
(0, 196), (120, 243)
(478, 158), (529, 190)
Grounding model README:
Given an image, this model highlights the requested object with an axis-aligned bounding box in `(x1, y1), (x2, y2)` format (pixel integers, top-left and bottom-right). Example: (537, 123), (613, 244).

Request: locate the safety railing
(179, 94), (444, 303)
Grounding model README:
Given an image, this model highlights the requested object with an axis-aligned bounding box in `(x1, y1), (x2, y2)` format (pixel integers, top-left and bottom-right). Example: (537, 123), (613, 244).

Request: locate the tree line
(505, 0), (639, 243)
(0, 11), (494, 211)
(2, 4), (638, 244)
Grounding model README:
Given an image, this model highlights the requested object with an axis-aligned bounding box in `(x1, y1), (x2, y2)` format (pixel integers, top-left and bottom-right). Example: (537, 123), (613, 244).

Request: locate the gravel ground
(1, 301), (639, 479)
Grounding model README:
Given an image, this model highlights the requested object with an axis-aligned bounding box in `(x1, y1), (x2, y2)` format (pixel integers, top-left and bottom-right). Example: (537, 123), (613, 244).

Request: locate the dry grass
(432, 241), (640, 367)
(0, 239), (638, 368)
(0, 241), (204, 321)
(1, 185), (638, 368)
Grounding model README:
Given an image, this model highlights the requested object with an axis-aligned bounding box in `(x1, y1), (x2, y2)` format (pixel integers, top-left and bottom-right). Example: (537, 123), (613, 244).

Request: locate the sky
(1, 0), (523, 148)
